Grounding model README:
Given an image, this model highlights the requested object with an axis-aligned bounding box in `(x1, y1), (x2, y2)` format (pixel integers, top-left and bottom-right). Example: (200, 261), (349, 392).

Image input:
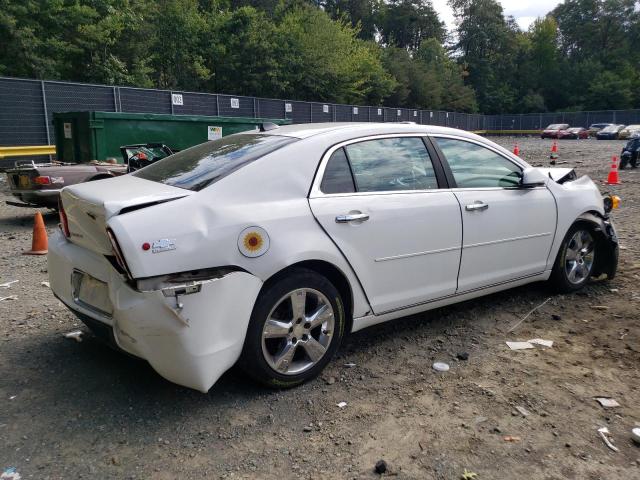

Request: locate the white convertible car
(49, 123), (619, 392)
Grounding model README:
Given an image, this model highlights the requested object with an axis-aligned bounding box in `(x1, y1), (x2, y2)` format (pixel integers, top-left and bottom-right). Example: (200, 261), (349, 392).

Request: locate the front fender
(576, 212), (619, 279)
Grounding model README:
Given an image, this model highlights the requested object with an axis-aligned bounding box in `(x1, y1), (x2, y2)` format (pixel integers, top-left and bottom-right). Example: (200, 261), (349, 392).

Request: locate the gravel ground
(1, 136), (639, 479)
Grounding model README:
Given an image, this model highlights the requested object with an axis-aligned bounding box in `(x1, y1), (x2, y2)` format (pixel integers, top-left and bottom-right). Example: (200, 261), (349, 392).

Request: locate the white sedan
(49, 123), (619, 392)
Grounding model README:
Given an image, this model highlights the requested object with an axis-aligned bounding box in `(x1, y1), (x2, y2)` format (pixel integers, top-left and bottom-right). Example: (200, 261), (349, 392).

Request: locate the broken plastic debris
(0, 280), (18, 289)
(506, 339), (553, 350)
(503, 435), (521, 442)
(631, 427), (640, 445)
(337, 401), (347, 408)
(461, 470), (477, 480)
(515, 406), (530, 417)
(40, 281), (50, 288)
(506, 341), (534, 350)
(0, 295), (17, 302)
(432, 362), (450, 372)
(1, 467), (21, 480)
(597, 427), (619, 452)
(343, 362), (356, 368)
(595, 397), (620, 408)
(63, 330), (83, 343)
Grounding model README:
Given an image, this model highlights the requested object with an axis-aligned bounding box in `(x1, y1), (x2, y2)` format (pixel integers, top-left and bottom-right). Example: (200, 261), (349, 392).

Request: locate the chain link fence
(2, 75), (640, 161)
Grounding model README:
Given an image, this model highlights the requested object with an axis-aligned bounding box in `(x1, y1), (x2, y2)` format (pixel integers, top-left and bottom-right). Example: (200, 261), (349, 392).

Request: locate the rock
(303, 426), (312, 432)
(325, 377), (336, 385)
(374, 460), (388, 474)
(456, 352), (469, 361)
(551, 314), (562, 321)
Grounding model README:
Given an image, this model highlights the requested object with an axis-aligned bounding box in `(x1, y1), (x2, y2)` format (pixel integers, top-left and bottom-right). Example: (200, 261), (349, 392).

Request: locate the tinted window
(435, 138), (522, 188)
(320, 148), (355, 194)
(133, 134), (297, 191)
(344, 137), (438, 192)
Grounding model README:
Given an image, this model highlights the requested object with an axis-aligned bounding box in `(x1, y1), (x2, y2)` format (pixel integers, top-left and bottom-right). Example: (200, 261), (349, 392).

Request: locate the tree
(379, 0), (445, 50)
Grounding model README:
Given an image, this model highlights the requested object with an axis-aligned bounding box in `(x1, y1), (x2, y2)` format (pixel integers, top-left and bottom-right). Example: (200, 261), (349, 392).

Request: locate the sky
(431, 0), (562, 32)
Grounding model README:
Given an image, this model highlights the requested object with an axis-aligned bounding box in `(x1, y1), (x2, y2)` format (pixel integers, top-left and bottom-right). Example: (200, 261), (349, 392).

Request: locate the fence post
(40, 81), (52, 152)
(215, 95), (220, 117)
(112, 86), (118, 112)
(253, 98), (257, 119)
(309, 102), (313, 123)
(170, 91), (174, 115)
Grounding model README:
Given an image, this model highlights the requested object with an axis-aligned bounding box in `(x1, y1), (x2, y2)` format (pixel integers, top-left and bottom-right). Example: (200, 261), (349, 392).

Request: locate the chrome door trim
(375, 245), (460, 262)
(463, 232), (553, 249)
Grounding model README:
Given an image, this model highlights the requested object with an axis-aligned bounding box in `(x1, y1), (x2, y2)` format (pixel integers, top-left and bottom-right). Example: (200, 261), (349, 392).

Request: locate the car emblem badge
(151, 238), (176, 253)
(238, 226), (269, 258)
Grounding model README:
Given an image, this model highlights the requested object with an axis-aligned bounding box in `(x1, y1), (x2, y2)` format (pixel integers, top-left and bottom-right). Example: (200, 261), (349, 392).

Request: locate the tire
(620, 156), (629, 169)
(239, 268), (346, 388)
(549, 223), (597, 293)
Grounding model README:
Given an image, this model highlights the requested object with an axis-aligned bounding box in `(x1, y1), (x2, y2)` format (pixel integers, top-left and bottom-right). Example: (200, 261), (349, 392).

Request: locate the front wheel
(239, 268), (346, 388)
(549, 224), (596, 293)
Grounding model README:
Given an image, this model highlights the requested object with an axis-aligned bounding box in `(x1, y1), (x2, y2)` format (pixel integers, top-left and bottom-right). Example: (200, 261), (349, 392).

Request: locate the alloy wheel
(261, 288), (335, 375)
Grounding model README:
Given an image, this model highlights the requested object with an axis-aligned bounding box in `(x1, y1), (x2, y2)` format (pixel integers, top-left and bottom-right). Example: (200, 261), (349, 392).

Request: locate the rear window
(133, 134), (297, 191)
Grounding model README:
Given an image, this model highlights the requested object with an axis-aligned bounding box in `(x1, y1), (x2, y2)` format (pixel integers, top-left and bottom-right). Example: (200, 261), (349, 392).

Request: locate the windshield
(133, 134), (297, 191)
(601, 125), (622, 133)
(625, 125), (640, 130)
(546, 124), (566, 130)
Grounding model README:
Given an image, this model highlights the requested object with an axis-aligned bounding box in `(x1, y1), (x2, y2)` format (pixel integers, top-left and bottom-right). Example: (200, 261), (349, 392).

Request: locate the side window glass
(435, 138), (522, 188)
(345, 137), (438, 192)
(320, 148), (355, 194)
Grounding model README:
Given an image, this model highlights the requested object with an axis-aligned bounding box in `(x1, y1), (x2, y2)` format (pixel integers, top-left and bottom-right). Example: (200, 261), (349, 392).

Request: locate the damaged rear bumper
(48, 232), (263, 392)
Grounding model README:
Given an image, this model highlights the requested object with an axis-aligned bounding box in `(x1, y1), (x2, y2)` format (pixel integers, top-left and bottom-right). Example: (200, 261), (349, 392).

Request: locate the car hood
(536, 167), (576, 183)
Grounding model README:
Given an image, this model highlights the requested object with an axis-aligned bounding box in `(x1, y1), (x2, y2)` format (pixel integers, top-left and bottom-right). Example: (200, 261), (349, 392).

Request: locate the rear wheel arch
(261, 260), (354, 334)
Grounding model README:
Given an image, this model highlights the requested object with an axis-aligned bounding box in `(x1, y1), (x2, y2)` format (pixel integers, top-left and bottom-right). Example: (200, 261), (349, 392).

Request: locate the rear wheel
(240, 268), (346, 388)
(549, 223), (596, 292)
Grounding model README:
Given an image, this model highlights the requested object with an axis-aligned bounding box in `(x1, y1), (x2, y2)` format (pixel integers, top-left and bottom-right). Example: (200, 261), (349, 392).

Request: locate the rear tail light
(106, 228), (133, 279)
(34, 176), (51, 185)
(58, 198), (70, 238)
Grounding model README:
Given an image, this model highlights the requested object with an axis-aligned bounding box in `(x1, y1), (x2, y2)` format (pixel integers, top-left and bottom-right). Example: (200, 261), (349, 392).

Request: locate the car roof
(255, 122), (482, 140)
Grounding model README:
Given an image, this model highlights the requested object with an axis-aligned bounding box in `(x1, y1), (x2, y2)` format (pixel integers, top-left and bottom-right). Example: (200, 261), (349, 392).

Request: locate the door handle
(465, 201), (489, 212)
(335, 213), (370, 223)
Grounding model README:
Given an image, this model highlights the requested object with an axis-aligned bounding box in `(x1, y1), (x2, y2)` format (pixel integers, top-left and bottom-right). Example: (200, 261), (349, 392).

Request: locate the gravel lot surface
(1, 136), (639, 479)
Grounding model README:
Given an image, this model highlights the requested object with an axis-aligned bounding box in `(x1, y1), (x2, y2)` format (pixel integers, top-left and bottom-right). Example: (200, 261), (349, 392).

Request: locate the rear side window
(344, 137), (438, 192)
(133, 134), (297, 191)
(320, 148), (356, 194)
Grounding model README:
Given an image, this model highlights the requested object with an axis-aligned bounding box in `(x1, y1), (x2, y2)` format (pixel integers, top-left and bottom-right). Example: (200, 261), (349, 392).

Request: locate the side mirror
(520, 168), (547, 188)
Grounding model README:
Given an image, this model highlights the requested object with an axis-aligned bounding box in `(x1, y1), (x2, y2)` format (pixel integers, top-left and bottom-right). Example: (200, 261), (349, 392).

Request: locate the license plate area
(72, 270), (113, 317)
(18, 175), (31, 189)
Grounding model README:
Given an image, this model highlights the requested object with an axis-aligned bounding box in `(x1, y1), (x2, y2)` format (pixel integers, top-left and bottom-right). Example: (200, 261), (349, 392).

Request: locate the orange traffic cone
(606, 156), (621, 185)
(23, 211), (48, 255)
(513, 144), (520, 156)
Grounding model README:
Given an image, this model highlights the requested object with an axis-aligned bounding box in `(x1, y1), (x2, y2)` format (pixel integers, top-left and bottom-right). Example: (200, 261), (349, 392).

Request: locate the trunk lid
(61, 175), (192, 255)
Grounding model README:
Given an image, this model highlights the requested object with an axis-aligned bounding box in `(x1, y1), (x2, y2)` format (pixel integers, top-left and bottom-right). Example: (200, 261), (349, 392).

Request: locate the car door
(432, 136), (557, 293)
(309, 135), (462, 315)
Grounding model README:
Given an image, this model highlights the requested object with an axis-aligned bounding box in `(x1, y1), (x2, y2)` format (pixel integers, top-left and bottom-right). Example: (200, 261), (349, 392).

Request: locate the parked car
(620, 137), (640, 169)
(4, 143), (174, 208)
(557, 127), (589, 140)
(618, 124), (640, 140)
(596, 124), (625, 140)
(588, 123), (612, 137)
(5, 160), (125, 209)
(541, 123), (570, 139)
(49, 123), (620, 392)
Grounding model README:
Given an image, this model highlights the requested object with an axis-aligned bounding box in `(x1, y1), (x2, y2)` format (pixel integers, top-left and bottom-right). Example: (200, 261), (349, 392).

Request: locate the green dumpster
(53, 111), (290, 163)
